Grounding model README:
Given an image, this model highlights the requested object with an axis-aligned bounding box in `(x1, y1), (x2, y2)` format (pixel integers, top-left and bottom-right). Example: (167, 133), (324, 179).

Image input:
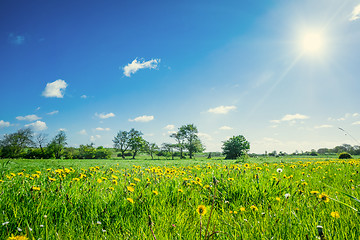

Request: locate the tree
(35, 133), (48, 156)
(179, 124), (204, 159)
(0, 128), (34, 158)
(47, 130), (67, 159)
(128, 128), (145, 159)
(161, 143), (176, 160)
(144, 141), (159, 160)
(113, 130), (130, 159)
(170, 132), (186, 159)
(222, 135), (250, 159)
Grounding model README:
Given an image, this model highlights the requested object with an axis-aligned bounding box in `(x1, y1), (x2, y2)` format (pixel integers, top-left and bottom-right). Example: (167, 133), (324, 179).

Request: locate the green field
(1, 157), (359, 239)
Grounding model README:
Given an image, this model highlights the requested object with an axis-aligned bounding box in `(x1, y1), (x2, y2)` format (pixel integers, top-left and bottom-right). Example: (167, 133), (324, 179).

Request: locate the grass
(0, 156), (359, 239)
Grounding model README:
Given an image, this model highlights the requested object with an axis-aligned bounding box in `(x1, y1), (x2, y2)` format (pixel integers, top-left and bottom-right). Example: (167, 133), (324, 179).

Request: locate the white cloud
(353, 113), (360, 117)
(0, 120), (11, 128)
(350, 4), (360, 21)
(352, 121), (360, 125)
(8, 33), (24, 45)
(25, 121), (48, 131)
(90, 135), (101, 142)
(164, 124), (175, 130)
(47, 110), (59, 115)
(58, 128), (67, 132)
(79, 129), (87, 135)
(81, 95), (87, 99)
(42, 79), (68, 98)
(95, 112), (115, 119)
(219, 126), (233, 130)
(123, 58), (160, 77)
(96, 127), (110, 131)
(315, 125), (333, 129)
(281, 114), (309, 121)
(16, 114), (41, 121)
(207, 105), (236, 114)
(129, 115), (154, 122)
(197, 132), (213, 141)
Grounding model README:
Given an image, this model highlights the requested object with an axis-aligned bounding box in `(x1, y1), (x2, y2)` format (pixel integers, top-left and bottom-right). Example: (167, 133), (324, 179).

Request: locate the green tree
(179, 124), (204, 159)
(113, 130), (130, 159)
(128, 128), (145, 159)
(222, 135), (250, 159)
(144, 141), (159, 160)
(0, 128), (34, 158)
(47, 130), (67, 159)
(161, 143), (176, 160)
(170, 132), (186, 159)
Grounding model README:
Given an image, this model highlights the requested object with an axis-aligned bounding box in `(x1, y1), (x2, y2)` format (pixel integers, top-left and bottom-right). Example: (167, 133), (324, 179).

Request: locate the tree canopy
(222, 135), (250, 159)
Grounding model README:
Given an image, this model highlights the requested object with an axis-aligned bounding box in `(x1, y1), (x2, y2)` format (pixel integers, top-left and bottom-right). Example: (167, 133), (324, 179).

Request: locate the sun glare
(300, 31), (325, 56)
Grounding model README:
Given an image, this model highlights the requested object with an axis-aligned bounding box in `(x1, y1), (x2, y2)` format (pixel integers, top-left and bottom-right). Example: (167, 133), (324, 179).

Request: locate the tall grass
(0, 158), (359, 239)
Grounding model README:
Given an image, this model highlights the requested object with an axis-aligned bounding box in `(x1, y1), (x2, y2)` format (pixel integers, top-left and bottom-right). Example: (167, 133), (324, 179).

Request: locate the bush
(338, 152), (352, 159)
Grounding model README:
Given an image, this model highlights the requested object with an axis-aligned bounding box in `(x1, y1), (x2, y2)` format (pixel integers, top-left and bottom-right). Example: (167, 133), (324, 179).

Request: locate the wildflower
(134, 178), (141, 182)
(126, 198), (134, 204)
(7, 235), (29, 240)
(97, 179), (102, 183)
(178, 189), (183, 193)
(240, 207), (246, 212)
(40, 225), (44, 228)
(244, 163), (250, 168)
(2, 221), (9, 225)
(250, 205), (258, 211)
(127, 186), (134, 192)
(0, 180), (3, 183)
(72, 178), (80, 181)
(48, 177), (56, 182)
(112, 175), (118, 179)
(17, 227), (22, 232)
(31, 186), (40, 191)
(197, 205), (207, 216)
(228, 178), (234, 181)
(310, 191), (319, 195)
(284, 193), (291, 199)
(102, 229), (106, 233)
(331, 211), (340, 218)
(275, 197), (280, 202)
(152, 190), (159, 195)
(97, 221), (101, 225)
(112, 180), (118, 185)
(108, 187), (114, 191)
(130, 183), (136, 186)
(277, 168), (283, 173)
(233, 211), (238, 214)
(318, 193), (330, 203)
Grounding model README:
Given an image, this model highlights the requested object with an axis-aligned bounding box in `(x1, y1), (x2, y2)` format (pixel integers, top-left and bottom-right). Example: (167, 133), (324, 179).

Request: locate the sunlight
(300, 31), (326, 56)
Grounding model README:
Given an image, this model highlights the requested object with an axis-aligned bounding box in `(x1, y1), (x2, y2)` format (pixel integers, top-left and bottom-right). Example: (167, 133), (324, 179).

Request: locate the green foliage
(0, 128), (34, 158)
(47, 130), (67, 159)
(338, 152), (352, 159)
(222, 135), (250, 159)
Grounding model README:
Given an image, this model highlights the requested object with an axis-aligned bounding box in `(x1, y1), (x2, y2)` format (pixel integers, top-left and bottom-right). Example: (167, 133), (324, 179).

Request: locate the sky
(1, 0), (360, 154)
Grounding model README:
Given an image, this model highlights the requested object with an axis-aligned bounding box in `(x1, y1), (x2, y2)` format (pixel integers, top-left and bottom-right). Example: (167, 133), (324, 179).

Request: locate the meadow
(0, 156), (359, 239)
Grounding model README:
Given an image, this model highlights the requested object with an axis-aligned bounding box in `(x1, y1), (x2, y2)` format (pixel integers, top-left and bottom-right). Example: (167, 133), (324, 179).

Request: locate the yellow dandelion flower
(240, 207), (246, 212)
(197, 205), (207, 216)
(331, 211), (340, 218)
(134, 178), (141, 182)
(229, 210), (233, 214)
(250, 205), (258, 211)
(97, 179), (102, 183)
(31, 186), (40, 191)
(72, 178), (80, 181)
(126, 198), (134, 204)
(127, 186), (135, 192)
(152, 190), (159, 195)
(318, 193), (330, 203)
(130, 183), (136, 186)
(7, 234), (29, 240)
(112, 179), (118, 185)
(275, 197), (280, 202)
(48, 177), (56, 182)
(112, 175), (118, 179)
(310, 191), (319, 195)
(108, 187), (114, 191)
(228, 178), (234, 181)
(178, 189), (183, 193)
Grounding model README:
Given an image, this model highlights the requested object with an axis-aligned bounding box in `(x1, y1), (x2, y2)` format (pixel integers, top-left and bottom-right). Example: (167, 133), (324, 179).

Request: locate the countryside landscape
(1, 0), (360, 239)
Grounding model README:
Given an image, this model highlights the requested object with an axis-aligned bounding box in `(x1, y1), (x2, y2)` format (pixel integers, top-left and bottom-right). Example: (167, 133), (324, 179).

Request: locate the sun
(300, 31), (325, 56)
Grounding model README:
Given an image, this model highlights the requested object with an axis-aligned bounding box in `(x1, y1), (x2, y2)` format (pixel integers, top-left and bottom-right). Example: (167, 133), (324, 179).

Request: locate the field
(0, 157), (359, 239)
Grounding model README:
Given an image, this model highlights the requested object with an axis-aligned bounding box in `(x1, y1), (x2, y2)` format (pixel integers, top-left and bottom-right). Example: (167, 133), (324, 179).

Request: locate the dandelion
(102, 229), (106, 233)
(7, 234), (29, 240)
(284, 193), (291, 199)
(48, 177), (56, 182)
(31, 186), (40, 191)
(40, 225), (44, 228)
(277, 168), (283, 173)
(250, 205), (258, 211)
(197, 205), (207, 216)
(134, 178), (141, 182)
(240, 207), (246, 212)
(331, 211), (340, 218)
(97, 179), (102, 183)
(178, 189), (183, 193)
(97, 221), (101, 225)
(17, 227), (22, 232)
(2, 221), (9, 225)
(126, 198), (134, 204)
(127, 186), (134, 192)
(108, 187), (114, 191)
(152, 190), (159, 195)
(318, 193), (330, 203)
(130, 183), (136, 186)
(275, 197), (280, 202)
(228, 178), (234, 181)
(310, 191), (319, 195)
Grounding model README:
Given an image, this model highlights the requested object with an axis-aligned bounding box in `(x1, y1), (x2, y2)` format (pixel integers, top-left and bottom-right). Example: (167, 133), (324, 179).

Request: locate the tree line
(0, 123), (251, 160)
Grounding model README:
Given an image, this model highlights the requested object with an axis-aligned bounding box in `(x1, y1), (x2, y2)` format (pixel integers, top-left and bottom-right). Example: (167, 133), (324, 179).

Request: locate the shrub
(338, 152), (352, 159)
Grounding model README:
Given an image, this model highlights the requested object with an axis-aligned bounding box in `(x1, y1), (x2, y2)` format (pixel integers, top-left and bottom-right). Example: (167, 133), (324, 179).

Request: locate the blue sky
(1, 0), (360, 153)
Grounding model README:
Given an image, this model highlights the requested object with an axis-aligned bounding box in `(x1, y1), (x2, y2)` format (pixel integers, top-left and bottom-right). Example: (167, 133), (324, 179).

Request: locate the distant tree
(178, 124), (205, 159)
(35, 133), (48, 156)
(47, 130), (67, 159)
(0, 128), (34, 158)
(113, 130), (130, 159)
(128, 128), (145, 159)
(170, 132), (186, 159)
(222, 135), (250, 159)
(95, 146), (112, 159)
(144, 141), (159, 160)
(161, 143), (176, 160)
(79, 144), (96, 159)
